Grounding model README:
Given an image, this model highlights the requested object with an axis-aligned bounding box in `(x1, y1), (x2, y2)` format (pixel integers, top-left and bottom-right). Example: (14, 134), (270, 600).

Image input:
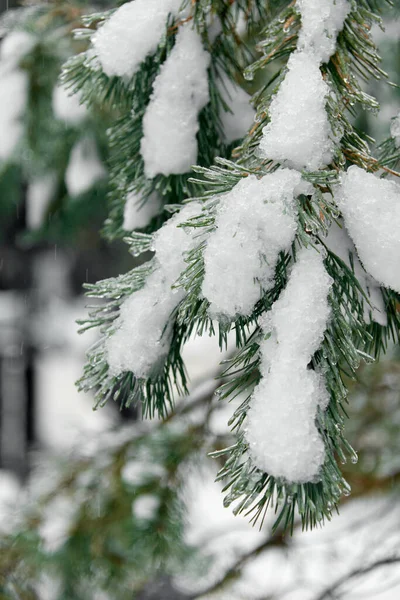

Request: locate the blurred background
(0, 1), (399, 599)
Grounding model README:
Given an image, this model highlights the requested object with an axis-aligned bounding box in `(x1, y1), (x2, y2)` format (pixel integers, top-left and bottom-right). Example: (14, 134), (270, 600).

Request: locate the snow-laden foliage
(73, 0), (400, 531)
(0, 32), (34, 160)
(141, 24), (210, 178)
(92, 0), (183, 78)
(201, 169), (305, 318)
(107, 203), (201, 378)
(246, 247), (332, 483)
(337, 167), (400, 294)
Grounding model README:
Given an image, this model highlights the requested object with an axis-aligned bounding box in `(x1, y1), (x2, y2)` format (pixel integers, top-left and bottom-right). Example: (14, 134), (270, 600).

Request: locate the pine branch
(73, 0), (400, 534)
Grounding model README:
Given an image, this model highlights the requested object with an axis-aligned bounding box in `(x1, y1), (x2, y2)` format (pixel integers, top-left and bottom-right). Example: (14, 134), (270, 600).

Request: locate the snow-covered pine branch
(62, 0), (257, 236)
(77, 0), (400, 532)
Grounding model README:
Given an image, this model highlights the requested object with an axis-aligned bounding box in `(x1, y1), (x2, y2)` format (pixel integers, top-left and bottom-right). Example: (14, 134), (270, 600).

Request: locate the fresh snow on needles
(297, 0), (351, 64)
(390, 112), (400, 147)
(141, 24), (210, 178)
(259, 51), (334, 171)
(337, 166), (400, 294)
(92, 0), (183, 79)
(246, 247), (332, 483)
(202, 170), (309, 318)
(260, 0), (350, 170)
(324, 219), (387, 326)
(107, 203), (201, 378)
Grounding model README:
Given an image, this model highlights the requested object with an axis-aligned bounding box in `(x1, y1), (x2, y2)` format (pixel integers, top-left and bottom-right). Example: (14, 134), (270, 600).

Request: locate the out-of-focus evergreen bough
(0, 0), (109, 243)
(72, 0), (400, 533)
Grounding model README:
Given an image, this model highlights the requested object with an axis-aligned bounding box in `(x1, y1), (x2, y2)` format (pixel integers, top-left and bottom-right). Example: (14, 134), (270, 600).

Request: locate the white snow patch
(0, 69), (28, 161)
(122, 461), (165, 486)
(217, 73), (255, 143)
(246, 246), (332, 483)
(65, 136), (105, 196)
(26, 173), (58, 230)
(123, 189), (162, 230)
(390, 112), (400, 147)
(52, 84), (87, 125)
(141, 24), (210, 178)
(325, 219), (387, 326)
(0, 470), (21, 533)
(92, 0), (183, 78)
(175, 463), (263, 595)
(38, 495), (77, 553)
(35, 349), (113, 451)
(0, 31), (36, 65)
(337, 166), (400, 294)
(202, 169), (307, 318)
(107, 202), (201, 378)
(259, 51), (334, 171)
(297, 0), (351, 64)
(0, 31), (37, 161)
(132, 494), (160, 520)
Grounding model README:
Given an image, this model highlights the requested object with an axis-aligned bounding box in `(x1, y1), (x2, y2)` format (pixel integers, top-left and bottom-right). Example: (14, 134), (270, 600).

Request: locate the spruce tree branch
(313, 556), (400, 600)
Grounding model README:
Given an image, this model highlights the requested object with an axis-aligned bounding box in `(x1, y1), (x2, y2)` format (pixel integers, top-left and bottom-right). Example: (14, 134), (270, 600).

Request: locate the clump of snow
(132, 494), (160, 521)
(122, 460), (165, 486)
(0, 69), (28, 161)
(38, 495), (77, 553)
(52, 84), (87, 125)
(0, 470), (21, 534)
(337, 166), (400, 294)
(0, 31), (36, 162)
(259, 52), (334, 171)
(141, 24), (210, 178)
(246, 246), (332, 483)
(325, 219), (386, 326)
(259, 0), (349, 170)
(107, 202), (201, 378)
(123, 189), (162, 230)
(0, 30), (36, 65)
(217, 73), (255, 144)
(202, 169), (308, 318)
(65, 136), (106, 197)
(92, 0), (183, 78)
(390, 112), (400, 147)
(297, 0), (351, 64)
(26, 173), (58, 230)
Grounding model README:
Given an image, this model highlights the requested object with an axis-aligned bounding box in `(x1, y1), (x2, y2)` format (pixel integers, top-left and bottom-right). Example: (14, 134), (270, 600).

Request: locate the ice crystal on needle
(246, 247), (332, 483)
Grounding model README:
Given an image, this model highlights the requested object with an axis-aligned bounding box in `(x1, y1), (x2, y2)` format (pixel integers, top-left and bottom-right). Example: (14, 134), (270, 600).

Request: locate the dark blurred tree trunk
(0, 0), (20, 14)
